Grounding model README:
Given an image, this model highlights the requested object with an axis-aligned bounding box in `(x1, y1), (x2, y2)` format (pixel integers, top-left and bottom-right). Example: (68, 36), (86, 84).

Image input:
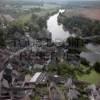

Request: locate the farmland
(64, 8), (100, 21)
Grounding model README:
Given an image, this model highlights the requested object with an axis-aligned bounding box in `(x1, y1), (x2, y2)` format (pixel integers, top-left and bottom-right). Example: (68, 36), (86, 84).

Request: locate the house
(37, 29), (52, 42)
(30, 72), (48, 85)
(0, 67), (34, 100)
(66, 48), (81, 66)
(7, 32), (29, 50)
(0, 49), (11, 71)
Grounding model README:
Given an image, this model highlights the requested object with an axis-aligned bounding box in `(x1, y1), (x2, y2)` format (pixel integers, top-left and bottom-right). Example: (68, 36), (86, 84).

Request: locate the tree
(58, 14), (100, 39)
(67, 36), (84, 49)
(0, 28), (6, 47)
(31, 13), (37, 21)
(37, 17), (47, 30)
(81, 58), (89, 66)
(93, 62), (100, 73)
(7, 22), (24, 36)
(56, 63), (76, 77)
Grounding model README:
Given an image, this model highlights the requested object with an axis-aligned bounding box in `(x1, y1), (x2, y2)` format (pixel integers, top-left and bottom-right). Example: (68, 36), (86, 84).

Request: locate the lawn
(21, 3), (60, 10)
(16, 8), (58, 24)
(77, 70), (100, 85)
(17, 13), (32, 24)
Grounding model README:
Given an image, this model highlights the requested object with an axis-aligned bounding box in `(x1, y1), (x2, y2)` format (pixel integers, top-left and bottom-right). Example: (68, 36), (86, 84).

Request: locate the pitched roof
(30, 72), (41, 83)
(0, 49), (11, 71)
(0, 70), (4, 80)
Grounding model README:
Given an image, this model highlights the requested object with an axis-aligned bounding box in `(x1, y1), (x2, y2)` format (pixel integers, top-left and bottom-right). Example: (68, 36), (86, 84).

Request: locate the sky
(1, 0), (100, 1)
(42, 0), (100, 3)
(9, 0), (100, 1)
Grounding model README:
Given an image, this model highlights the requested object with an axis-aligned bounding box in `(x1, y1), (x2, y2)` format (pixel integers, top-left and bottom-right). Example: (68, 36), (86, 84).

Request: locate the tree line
(58, 14), (100, 39)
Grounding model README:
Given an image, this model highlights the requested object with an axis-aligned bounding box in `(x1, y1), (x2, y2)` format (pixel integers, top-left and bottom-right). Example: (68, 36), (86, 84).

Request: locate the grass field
(22, 3), (60, 10)
(77, 70), (100, 85)
(17, 13), (32, 24)
(81, 8), (100, 20)
(16, 8), (58, 25)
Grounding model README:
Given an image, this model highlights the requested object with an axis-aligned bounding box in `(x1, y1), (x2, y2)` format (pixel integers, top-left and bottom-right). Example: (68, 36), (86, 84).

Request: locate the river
(47, 9), (100, 64)
(47, 9), (71, 42)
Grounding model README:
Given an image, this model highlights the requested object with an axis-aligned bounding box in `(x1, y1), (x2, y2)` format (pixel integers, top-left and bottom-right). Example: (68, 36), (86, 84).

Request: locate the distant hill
(1, 0), (100, 5)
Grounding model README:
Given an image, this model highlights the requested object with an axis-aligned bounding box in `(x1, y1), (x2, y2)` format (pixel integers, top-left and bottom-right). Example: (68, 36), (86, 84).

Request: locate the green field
(21, 3), (60, 10)
(77, 70), (100, 85)
(16, 8), (58, 25)
(17, 13), (32, 24)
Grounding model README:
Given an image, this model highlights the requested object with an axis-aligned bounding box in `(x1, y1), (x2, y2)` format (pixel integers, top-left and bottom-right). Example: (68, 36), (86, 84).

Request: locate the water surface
(47, 10), (71, 42)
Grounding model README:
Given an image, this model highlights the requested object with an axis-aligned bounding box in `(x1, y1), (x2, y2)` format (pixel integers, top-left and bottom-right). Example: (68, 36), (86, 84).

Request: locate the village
(0, 27), (100, 100)
(0, 0), (100, 100)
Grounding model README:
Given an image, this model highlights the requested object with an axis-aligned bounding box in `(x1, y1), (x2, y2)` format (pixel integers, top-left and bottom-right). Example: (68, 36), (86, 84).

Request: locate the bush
(67, 36), (84, 48)
(81, 58), (89, 66)
(93, 62), (100, 73)
(58, 14), (100, 37)
(0, 28), (6, 47)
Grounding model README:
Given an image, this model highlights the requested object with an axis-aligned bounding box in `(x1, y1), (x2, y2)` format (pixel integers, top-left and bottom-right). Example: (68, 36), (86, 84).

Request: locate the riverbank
(58, 9), (100, 44)
(59, 8), (100, 21)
